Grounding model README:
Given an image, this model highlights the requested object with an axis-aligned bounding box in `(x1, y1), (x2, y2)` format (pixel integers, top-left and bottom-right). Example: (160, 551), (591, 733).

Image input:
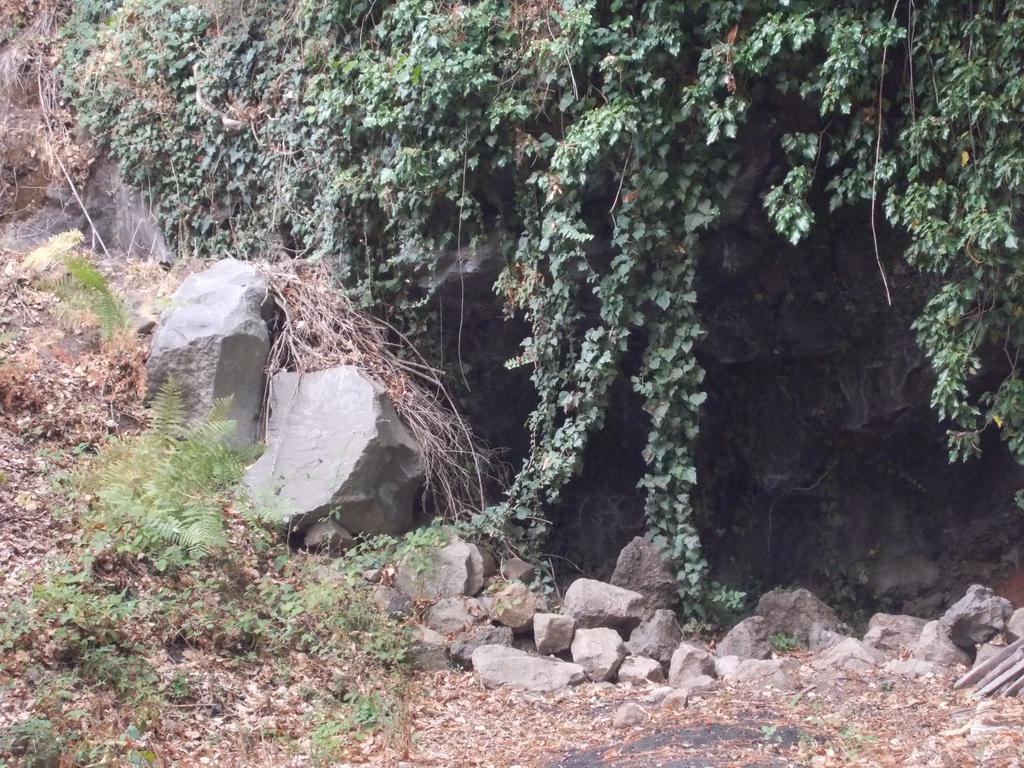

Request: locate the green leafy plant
(769, 632), (800, 653)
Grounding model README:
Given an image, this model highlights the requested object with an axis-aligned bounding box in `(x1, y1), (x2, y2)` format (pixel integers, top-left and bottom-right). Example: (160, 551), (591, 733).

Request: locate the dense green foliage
(58, 0), (1024, 612)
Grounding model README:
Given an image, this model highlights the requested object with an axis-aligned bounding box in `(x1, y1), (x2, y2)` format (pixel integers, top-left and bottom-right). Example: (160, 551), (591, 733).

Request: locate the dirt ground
(2, 246), (1024, 768)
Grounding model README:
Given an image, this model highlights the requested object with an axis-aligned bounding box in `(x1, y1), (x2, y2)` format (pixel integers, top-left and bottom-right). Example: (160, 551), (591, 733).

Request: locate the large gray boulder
(147, 259), (271, 444)
(940, 584), (1013, 649)
(626, 609), (682, 666)
(489, 582), (538, 632)
(912, 620), (972, 667)
(617, 656), (665, 684)
(863, 613), (928, 656)
(471, 645), (586, 692)
(449, 625), (514, 668)
(667, 642), (716, 688)
(534, 613), (576, 655)
(1005, 607), (1024, 642)
(812, 638), (887, 673)
(563, 579), (646, 632)
(395, 538), (485, 600)
(724, 658), (800, 687)
(610, 537), (679, 612)
(425, 596), (484, 634)
(756, 587), (842, 645)
(245, 366), (423, 535)
(717, 616), (771, 660)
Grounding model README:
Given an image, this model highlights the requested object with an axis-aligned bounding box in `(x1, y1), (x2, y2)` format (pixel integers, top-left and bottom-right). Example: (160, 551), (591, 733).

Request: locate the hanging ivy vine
(59, 0), (1024, 614)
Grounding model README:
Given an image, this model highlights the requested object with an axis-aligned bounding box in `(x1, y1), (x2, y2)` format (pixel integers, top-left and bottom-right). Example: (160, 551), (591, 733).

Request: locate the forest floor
(2, 246), (1024, 767)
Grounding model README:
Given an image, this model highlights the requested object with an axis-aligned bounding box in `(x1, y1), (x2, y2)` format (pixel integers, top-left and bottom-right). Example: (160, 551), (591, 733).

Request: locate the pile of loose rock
(379, 533), (1024, 704)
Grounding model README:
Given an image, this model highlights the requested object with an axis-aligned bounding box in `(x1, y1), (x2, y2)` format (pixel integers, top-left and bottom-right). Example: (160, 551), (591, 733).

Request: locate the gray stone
(410, 626), (449, 671)
(370, 585), (412, 619)
(535, 613), (576, 655)
(667, 642), (716, 688)
(1005, 607), (1024, 643)
(863, 613), (928, 656)
(726, 658), (800, 688)
(717, 616), (770, 660)
(490, 582), (538, 632)
(471, 645), (585, 692)
(394, 538), (485, 600)
(661, 689), (691, 711)
(245, 366), (423, 535)
(973, 643), (1005, 668)
(425, 596), (484, 634)
(812, 637), (887, 673)
(912, 620), (972, 667)
(882, 659), (943, 679)
(501, 556), (535, 583)
(612, 703), (648, 728)
(303, 519), (356, 554)
(626, 609), (681, 666)
(563, 578), (646, 632)
(147, 259), (271, 444)
(610, 537), (679, 612)
(756, 587), (842, 645)
(641, 685), (676, 704)
(449, 625), (514, 668)
(940, 584), (1013, 648)
(808, 623), (847, 652)
(714, 655), (742, 678)
(676, 674), (717, 695)
(617, 656), (665, 684)
(570, 628), (627, 681)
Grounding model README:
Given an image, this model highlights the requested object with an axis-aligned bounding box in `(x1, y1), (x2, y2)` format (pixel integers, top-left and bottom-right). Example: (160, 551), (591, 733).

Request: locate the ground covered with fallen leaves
(2, 246), (1024, 767)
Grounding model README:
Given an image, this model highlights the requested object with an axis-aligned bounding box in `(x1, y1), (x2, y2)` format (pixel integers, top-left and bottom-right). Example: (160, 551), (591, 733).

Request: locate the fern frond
(23, 229), (84, 271)
(150, 381), (187, 440)
(62, 255), (108, 291)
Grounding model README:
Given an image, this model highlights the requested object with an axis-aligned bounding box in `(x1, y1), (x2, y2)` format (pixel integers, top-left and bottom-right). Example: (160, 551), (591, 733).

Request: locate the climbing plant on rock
(60, 0), (1024, 614)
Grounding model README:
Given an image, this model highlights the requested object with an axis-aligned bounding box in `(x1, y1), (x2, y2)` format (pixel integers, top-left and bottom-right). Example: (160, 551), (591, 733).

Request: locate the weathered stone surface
(676, 674), (717, 695)
(535, 613), (576, 655)
(714, 655), (742, 678)
(394, 538), (485, 601)
(147, 259), (271, 445)
(726, 658), (800, 687)
(501, 557), (535, 583)
(303, 519), (356, 554)
(471, 645), (585, 692)
(610, 537), (679, 612)
(882, 659), (943, 679)
(571, 628), (627, 682)
(808, 624), (847, 652)
(425, 596), (484, 634)
(940, 584), (1013, 648)
(912, 620), (972, 667)
(661, 689), (691, 711)
(617, 656), (665, 684)
(863, 613), (928, 656)
(973, 643), (1004, 668)
(717, 616), (771, 660)
(756, 587), (842, 645)
(490, 582), (538, 632)
(245, 366), (423, 535)
(667, 642), (716, 688)
(1005, 608), (1024, 643)
(449, 625), (514, 668)
(612, 703), (648, 728)
(370, 585), (412, 619)
(626, 609), (681, 666)
(563, 579), (646, 632)
(410, 626), (449, 671)
(812, 638), (887, 673)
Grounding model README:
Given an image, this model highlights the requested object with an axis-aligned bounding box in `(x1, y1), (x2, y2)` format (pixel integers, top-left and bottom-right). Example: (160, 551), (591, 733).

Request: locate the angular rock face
(245, 366), (423, 535)
(563, 579), (646, 632)
(500, 557), (535, 583)
(667, 643), (716, 687)
(626, 609), (682, 666)
(725, 658), (799, 687)
(812, 638), (887, 673)
(395, 538), (485, 601)
(912, 620), (972, 667)
(471, 645), (586, 692)
(534, 613), (576, 655)
(756, 587), (842, 645)
(882, 659), (944, 679)
(1005, 608), (1024, 643)
(147, 259), (271, 444)
(808, 624), (846, 653)
(425, 597), (484, 634)
(410, 626), (449, 671)
(449, 625), (514, 668)
(303, 519), (355, 554)
(617, 656), (665, 684)
(570, 628), (627, 682)
(717, 616), (770, 660)
(863, 613), (928, 656)
(610, 537), (680, 612)
(490, 583), (538, 632)
(940, 584), (1013, 648)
